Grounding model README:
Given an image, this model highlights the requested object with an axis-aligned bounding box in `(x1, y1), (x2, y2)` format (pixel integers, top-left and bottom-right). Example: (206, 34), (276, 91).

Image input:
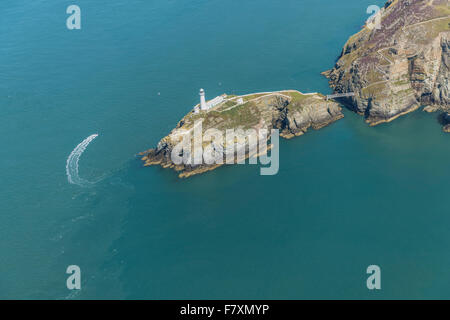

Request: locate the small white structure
(207, 95), (224, 108)
(198, 88), (225, 111)
(200, 88), (207, 110)
(237, 98), (244, 104)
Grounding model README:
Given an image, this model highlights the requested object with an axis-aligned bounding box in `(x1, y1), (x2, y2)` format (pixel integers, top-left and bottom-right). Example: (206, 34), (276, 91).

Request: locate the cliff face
(324, 0), (449, 130)
(141, 91), (343, 177)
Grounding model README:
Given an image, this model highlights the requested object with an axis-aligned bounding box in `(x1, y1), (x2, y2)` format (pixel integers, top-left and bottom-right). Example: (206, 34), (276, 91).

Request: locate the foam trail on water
(66, 134), (99, 186)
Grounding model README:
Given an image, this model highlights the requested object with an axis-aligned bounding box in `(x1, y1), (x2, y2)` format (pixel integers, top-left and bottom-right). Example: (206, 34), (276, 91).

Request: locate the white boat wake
(66, 134), (99, 186)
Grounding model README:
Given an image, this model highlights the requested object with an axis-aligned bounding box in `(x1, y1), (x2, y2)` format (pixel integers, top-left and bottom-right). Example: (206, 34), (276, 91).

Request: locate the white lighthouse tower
(199, 88), (207, 110)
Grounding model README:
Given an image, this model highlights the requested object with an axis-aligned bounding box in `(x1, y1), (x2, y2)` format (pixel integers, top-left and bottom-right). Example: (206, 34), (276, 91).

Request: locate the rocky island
(140, 90), (343, 178)
(323, 0), (449, 130)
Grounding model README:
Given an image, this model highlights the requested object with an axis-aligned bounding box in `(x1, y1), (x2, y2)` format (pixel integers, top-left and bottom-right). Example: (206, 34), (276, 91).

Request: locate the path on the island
(403, 14), (450, 30)
(217, 90), (320, 113)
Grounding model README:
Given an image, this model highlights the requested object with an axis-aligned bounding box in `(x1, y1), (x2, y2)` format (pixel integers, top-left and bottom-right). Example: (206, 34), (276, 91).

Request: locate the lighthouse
(199, 88), (207, 110)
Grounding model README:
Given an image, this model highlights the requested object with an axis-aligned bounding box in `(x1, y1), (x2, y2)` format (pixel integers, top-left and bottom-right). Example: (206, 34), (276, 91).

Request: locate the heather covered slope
(324, 0), (450, 130)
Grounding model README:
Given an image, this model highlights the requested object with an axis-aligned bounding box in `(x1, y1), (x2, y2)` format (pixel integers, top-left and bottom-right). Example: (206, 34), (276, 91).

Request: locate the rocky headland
(323, 0), (449, 130)
(140, 91), (343, 178)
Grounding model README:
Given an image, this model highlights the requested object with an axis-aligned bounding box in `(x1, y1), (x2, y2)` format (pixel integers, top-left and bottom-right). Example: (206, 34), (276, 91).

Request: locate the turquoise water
(1, 0), (449, 299)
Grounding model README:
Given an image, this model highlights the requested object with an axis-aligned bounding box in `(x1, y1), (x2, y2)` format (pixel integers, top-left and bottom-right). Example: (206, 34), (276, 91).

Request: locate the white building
(200, 88), (207, 110)
(198, 88), (225, 112)
(194, 105), (200, 113)
(207, 95), (224, 108)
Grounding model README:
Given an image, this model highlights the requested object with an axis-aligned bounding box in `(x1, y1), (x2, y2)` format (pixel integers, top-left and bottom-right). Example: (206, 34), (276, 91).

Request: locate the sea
(1, 0), (450, 299)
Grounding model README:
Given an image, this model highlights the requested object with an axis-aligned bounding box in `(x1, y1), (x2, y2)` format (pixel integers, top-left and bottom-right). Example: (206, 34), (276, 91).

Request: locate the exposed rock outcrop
(324, 0), (449, 131)
(141, 91), (343, 177)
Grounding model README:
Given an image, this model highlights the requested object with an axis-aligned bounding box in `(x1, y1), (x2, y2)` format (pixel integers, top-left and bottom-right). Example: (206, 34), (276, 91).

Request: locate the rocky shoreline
(140, 91), (343, 178)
